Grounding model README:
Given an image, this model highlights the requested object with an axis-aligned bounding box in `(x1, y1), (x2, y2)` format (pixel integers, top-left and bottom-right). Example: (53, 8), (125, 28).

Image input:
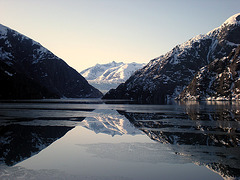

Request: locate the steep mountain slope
(81, 61), (145, 93)
(0, 60), (59, 99)
(0, 24), (102, 99)
(179, 45), (240, 100)
(103, 13), (240, 103)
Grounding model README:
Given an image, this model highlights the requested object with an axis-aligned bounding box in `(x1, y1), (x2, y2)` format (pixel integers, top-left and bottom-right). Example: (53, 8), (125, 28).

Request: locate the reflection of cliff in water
(118, 102), (240, 180)
(0, 99), (96, 166)
(0, 125), (73, 166)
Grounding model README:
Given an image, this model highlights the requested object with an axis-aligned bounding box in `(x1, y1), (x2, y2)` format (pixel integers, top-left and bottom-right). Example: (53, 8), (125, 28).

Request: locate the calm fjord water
(0, 99), (239, 180)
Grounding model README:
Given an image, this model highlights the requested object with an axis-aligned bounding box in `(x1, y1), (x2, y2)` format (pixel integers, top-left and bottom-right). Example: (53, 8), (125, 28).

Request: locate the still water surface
(0, 99), (239, 180)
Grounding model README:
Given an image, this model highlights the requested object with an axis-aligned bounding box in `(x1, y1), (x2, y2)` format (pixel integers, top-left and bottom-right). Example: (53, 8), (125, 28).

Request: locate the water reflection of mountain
(82, 109), (142, 136)
(0, 124), (73, 166)
(0, 100), (94, 166)
(118, 103), (240, 180)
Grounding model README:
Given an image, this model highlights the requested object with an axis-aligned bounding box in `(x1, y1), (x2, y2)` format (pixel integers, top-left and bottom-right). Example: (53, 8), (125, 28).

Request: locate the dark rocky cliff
(0, 60), (59, 99)
(0, 24), (102, 99)
(179, 45), (240, 100)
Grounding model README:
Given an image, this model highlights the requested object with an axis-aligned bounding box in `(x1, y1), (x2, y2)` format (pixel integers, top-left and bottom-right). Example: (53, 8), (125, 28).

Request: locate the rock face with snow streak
(103, 13), (240, 103)
(179, 45), (240, 100)
(0, 24), (102, 99)
(81, 61), (145, 93)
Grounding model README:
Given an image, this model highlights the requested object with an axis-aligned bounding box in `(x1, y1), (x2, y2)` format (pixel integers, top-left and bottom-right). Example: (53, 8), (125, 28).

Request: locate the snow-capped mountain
(0, 24), (102, 99)
(80, 61), (145, 93)
(103, 13), (240, 103)
(81, 61), (123, 81)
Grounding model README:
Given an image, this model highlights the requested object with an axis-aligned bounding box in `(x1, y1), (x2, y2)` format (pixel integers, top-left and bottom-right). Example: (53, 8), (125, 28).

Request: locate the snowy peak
(95, 62), (145, 82)
(81, 61), (145, 83)
(81, 61), (124, 80)
(81, 61), (145, 93)
(206, 13), (240, 44)
(223, 13), (240, 26)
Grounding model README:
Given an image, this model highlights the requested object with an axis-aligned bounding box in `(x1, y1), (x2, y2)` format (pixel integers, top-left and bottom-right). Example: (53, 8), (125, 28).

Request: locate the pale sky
(0, 0), (239, 71)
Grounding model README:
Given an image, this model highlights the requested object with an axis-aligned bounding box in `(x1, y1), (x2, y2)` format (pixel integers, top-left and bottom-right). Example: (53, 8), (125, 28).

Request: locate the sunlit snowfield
(0, 99), (239, 180)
